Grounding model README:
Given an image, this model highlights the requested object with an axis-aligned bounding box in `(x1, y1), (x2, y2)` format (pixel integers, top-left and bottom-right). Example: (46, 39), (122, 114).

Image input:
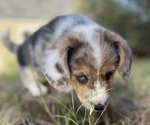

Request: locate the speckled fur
(3, 14), (132, 109)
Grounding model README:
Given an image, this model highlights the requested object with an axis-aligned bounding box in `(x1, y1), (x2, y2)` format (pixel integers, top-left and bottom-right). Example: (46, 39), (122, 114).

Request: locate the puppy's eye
(105, 71), (113, 81)
(75, 75), (88, 84)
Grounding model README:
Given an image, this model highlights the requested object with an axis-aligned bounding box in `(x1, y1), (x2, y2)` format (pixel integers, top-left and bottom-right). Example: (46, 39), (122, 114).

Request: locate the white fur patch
(43, 49), (62, 81)
(89, 87), (109, 105)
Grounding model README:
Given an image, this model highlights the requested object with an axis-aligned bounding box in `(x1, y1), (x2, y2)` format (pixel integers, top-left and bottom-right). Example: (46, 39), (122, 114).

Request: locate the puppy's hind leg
(18, 65), (48, 96)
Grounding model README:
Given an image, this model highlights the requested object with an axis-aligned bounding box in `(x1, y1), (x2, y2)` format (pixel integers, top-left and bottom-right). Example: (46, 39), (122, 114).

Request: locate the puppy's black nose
(94, 104), (104, 111)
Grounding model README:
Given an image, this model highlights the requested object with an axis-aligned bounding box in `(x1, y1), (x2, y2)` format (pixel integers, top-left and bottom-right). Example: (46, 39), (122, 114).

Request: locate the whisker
(76, 103), (84, 115)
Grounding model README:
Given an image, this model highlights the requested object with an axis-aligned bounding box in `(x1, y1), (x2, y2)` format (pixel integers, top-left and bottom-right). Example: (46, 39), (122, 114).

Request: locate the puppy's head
(42, 27), (132, 111)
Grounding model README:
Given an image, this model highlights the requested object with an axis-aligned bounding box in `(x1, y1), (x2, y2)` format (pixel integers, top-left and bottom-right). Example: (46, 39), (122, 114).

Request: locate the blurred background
(0, 0), (150, 125)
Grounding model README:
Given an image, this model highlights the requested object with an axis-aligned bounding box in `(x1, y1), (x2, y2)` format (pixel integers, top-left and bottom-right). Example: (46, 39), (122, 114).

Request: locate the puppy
(3, 14), (132, 111)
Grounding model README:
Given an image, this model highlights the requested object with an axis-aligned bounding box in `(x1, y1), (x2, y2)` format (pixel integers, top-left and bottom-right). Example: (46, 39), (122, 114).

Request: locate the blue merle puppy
(3, 14), (132, 111)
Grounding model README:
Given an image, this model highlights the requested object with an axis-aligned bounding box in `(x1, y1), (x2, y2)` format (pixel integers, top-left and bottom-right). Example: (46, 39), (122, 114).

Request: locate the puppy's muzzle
(94, 98), (109, 111)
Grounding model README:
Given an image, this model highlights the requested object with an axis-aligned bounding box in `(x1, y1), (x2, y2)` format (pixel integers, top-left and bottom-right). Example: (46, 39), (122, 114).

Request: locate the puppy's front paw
(38, 84), (48, 95)
(28, 84), (48, 97)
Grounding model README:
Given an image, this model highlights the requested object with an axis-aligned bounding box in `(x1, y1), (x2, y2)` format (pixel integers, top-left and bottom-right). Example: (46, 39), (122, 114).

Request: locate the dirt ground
(1, 83), (150, 125)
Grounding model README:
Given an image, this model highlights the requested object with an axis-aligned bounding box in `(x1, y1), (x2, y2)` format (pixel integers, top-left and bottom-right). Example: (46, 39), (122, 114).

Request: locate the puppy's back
(16, 14), (99, 67)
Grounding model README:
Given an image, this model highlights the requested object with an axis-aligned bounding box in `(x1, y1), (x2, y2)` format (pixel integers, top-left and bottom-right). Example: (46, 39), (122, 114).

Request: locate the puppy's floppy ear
(42, 34), (80, 91)
(104, 30), (132, 82)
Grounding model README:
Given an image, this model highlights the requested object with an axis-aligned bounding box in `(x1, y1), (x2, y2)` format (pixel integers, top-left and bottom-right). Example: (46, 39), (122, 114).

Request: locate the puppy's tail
(2, 29), (19, 54)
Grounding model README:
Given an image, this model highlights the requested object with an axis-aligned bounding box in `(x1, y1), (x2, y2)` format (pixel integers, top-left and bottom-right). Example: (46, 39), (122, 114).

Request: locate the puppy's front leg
(18, 65), (48, 96)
